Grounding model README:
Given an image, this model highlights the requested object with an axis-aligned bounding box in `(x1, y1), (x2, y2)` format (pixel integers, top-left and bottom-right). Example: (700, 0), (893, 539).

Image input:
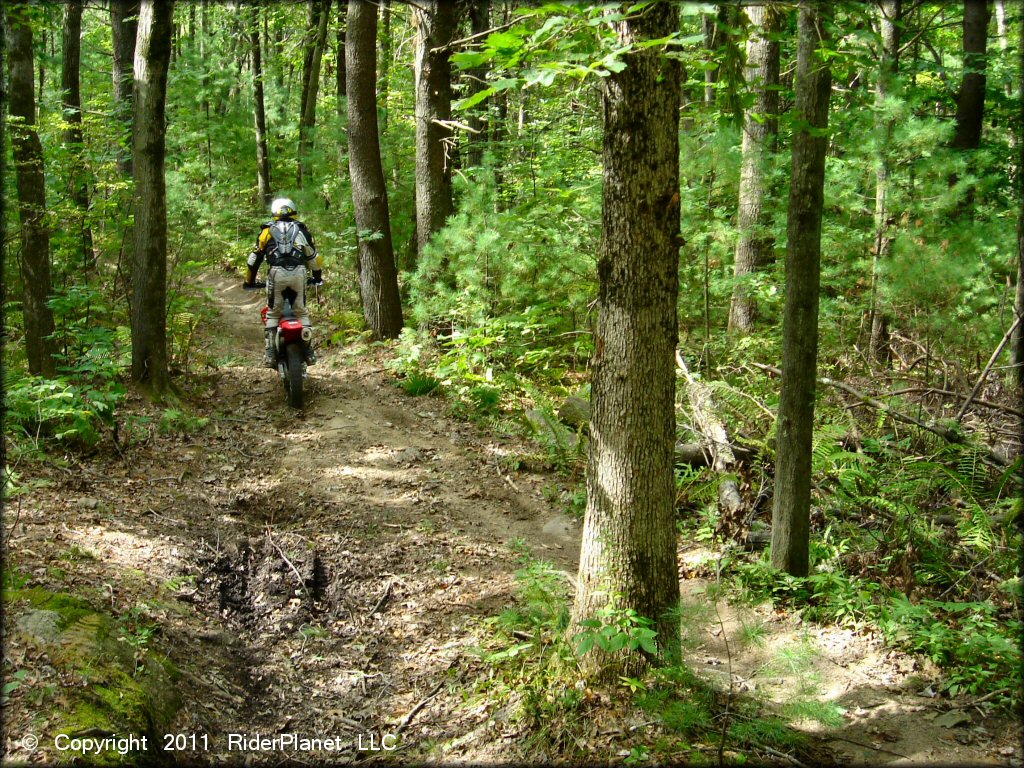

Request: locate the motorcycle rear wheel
(285, 344), (304, 409)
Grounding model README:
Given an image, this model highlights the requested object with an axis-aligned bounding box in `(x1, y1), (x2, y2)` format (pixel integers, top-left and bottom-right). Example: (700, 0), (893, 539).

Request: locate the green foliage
(573, 603), (659, 657)
(157, 408), (209, 436)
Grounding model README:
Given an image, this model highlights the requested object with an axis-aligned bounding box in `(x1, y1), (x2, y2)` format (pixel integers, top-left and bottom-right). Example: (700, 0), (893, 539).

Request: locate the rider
(243, 197), (323, 368)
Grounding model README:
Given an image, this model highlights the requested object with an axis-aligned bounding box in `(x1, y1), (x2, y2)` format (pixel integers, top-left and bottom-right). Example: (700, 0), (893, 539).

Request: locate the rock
(16, 609), (63, 644)
(557, 396), (591, 429)
(77, 497), (100, 510)
(524, 409), (579, 452)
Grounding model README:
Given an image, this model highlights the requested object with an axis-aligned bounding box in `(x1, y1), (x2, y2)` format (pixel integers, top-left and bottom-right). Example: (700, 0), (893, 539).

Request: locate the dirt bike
(244, 279), (321, 409)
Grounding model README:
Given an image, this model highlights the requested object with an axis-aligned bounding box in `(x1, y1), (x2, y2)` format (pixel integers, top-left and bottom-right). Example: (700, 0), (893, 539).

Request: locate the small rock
(77, 497), (100, 510)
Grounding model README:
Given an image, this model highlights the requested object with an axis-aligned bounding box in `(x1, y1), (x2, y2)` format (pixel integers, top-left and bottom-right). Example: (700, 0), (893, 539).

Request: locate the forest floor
(2, 270), (1021, 766)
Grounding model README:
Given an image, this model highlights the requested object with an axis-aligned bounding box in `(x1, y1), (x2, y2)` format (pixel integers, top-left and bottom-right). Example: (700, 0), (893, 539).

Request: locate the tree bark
(346, 0), (404, 340)
(7, 4), (58, 378)
(570, 2), (682, 677)
(299, 0), (331, 189)
(62, 0), (94, 269)
(951, 0), (990, 150)
(413, 0), (458, 258)
(869, 0), (902, 363)
(770, 1), (832, 578)
(728, 4), (782, 334)
(250, 6), (271, 205)
(111, 1), (139, 177)
(131, 0), (175, 393)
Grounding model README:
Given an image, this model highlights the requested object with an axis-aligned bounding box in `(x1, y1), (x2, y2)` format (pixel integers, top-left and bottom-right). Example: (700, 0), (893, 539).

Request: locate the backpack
(268, 220), (311, 267)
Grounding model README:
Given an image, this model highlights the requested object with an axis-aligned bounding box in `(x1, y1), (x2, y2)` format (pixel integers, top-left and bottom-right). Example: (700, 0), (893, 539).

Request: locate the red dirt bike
(245, 280), (321, 409)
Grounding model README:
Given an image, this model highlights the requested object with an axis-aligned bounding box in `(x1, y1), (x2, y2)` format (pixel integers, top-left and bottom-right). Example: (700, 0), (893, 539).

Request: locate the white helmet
(271, 197), (297, 219)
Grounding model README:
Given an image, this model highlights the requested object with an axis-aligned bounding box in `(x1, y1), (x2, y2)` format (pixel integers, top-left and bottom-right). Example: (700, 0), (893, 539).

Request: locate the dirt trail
(2, 272), (1019, 765)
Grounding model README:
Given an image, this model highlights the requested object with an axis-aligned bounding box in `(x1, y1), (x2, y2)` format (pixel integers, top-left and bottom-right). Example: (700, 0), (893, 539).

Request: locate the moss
(7, 588), (96, 629)
(9, 589), (180, 766)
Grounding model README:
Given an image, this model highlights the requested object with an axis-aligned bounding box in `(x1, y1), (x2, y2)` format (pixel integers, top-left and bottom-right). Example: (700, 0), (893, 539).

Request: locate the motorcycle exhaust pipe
(301, 327), (312, 342)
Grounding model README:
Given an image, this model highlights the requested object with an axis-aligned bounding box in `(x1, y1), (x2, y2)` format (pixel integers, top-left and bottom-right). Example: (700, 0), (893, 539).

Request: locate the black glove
(312, 270), (323, 286)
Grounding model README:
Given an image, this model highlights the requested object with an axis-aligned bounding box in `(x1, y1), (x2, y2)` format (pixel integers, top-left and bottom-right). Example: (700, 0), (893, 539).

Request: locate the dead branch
(396, 678), (446, 734)
(956, 313), (1024, 422)
(750, 363), (1011, 468)
(266, 531), (307, 589)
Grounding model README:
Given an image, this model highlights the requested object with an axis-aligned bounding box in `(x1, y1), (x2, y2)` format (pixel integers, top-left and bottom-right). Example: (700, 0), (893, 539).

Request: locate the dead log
(675, 351), (743, 520)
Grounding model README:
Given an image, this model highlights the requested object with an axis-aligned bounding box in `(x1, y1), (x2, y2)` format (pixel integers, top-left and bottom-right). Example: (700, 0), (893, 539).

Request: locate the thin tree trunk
(336, 1), (347, 100)
(728, 4), (782, 334)
(111, 1), (139, 177)
(770, 0), (833, 578)
(7, 5), (58, 378)
(378, 0), (392, 135)
(1014, 31), (1024, 392)
(347, 0), (403, 340)
(250, 6), (272, 205)
(299, 0), (331, 189)
(951, 0), (990, 150)
(570, 2), (682, 678)
(62, 0), (94, 270)
(869, 0), (902, 363)
(413, 1), (458, 257)
(466, 0), (490, 168)
(131, 0), (175, 393)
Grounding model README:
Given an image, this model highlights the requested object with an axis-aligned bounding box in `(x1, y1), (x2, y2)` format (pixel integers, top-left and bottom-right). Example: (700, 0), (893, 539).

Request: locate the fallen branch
(266, 531), (307, 589)
(368, 580), (394, 616)
(956, 313), (1024, 422)
(881, 387), (1024, 419)
(751, 363), (1011, 468)
(396, 679), (446, 735)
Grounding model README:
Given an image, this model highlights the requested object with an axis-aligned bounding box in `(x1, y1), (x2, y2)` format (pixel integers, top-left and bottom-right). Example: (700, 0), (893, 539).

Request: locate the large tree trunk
(951, 0), (990, 150)
(299, 0), (331, 188)
(728, 4), (782, 334)
(250, 7), (271, 205)
(346, 0), (404, 340)
(62, 0), (94, 270)
(413, 1), (458, 257)
(869, 0), (902, 362)
(770, 0), (832, 578)
(7, 5), (58, 378)
(570, 3), (682, 678)
(111, 1), (139, 177)
(131, 0), (175, 393)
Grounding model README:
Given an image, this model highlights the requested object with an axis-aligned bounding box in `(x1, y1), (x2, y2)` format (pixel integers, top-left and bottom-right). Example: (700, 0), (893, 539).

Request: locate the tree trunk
(250, 7), (272, 205)
(869, 0), (902, 363)
(336, 1), (347, 100)
(346, 0), (404, 340)
(728, 4), (782, 334)
(378, 0), (392, 135)
(62, 0), (95, 270)
(770, 0), (832, 578)
(131, 0), (175, 394)
(413, 1), (458, 257)
(1014, 32), (1024, 392)
(299, 0), (331, 189)
(951, 0), (990, 150)
(570, 3), (682, 678)
(7, 5), (58, 378)
(111, 1), (139, 177)
(466, 0), (490, 168)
